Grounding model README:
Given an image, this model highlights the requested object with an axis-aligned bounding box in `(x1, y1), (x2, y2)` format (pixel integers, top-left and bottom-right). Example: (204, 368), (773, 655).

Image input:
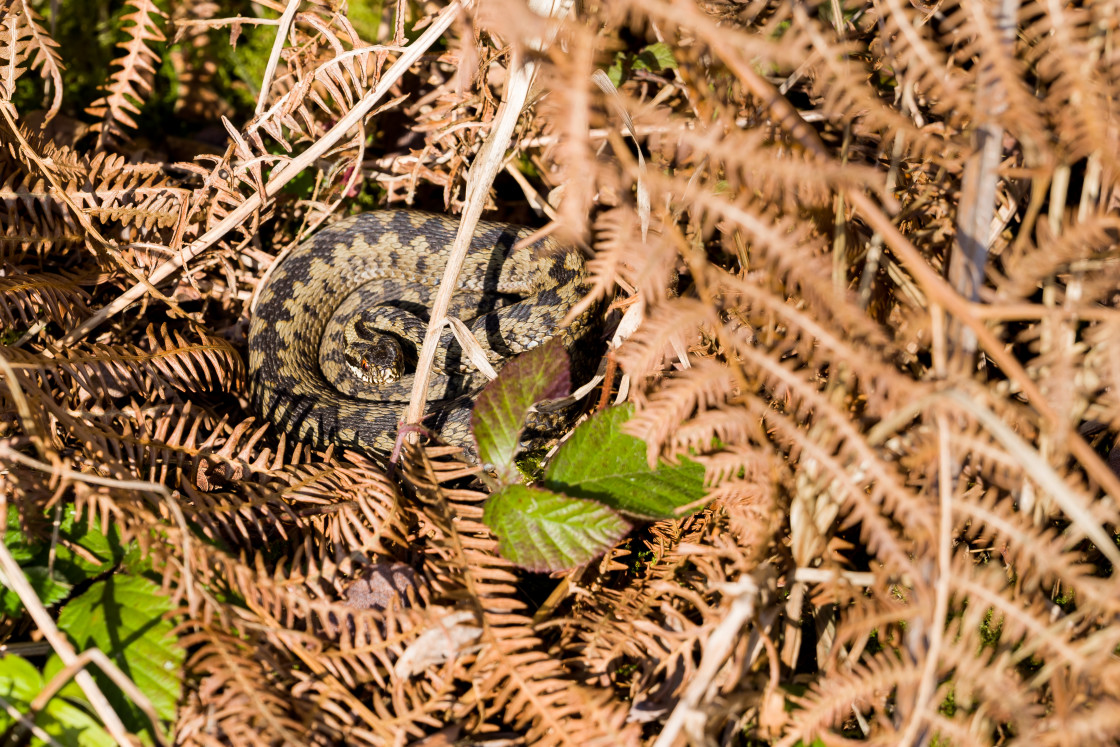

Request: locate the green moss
(514, 444), (551, 481)
(228, 21), (278, 107)
(939, 685), (957, 717)
(979, 608), (1002, 649)
(348, 0), (387, 43)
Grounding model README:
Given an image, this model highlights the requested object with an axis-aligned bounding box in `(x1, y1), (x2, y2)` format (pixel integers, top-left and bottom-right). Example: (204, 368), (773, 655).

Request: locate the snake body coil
(248, 210), (592, 457)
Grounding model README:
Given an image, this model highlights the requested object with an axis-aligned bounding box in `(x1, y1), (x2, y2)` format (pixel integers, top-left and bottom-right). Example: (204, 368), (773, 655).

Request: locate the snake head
(343, 319), (406, 387)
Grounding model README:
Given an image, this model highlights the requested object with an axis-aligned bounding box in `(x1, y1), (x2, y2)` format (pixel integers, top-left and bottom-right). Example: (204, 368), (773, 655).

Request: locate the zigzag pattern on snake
(247, 210), (593, 457)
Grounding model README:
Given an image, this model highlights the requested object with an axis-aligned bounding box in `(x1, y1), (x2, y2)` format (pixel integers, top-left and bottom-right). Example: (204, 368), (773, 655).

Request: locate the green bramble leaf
(606, 42), (679, 89)
(633, 42), (678, 73)
(1, 506), (124, 616)
(471, 338), (570, 483)
(607, 58), (624, 88)
(543, 403), (708, 519)
(54, 574), (183, 741)
(53, 507), (127, 582)
(482, 485), (631, 572)
(0, 565), (71, 616)
(0, 655), (115, 747)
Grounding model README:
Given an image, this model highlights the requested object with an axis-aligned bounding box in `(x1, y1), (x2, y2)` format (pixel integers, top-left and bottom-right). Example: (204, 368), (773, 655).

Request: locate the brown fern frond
(662, 406), (769, 461)
(0, 147), (191, 259)
(614, 300), (707, 381)
(1083, 319), (1120, 431)
(0, 265), (89, 329)
(780, 652), (922, 746)
(954, 487), (1120, 617)
(949, 557), (1094, 676)
(871, 0), (973, 119)
(166, 540), (462, 744)
(1022, 0), (1119, 167)
(404, 444), (641, 746)
(941, 0), (1050, 153)
(256, 453), (406, 560)
(796, 16), (962, 163)
(68, 400), (223, 481)
(934, 638), (1046, 738)
(60, 403), (405, 554)
(8, 323), (242, 403)
(761, 400), (924, 578)
(1029, 692), (1120, 746)
(722, 341), (937, 562)
(997, 213), (1120, 300)
(86, 0), (168, 149)
(557, 516), (733, 693)
(715, 267), (899, 380)
(79, 153), (190, 232)
(625, 358), (740, 462)
(176, 625), (307, 746)
(0, 0), (64, 119)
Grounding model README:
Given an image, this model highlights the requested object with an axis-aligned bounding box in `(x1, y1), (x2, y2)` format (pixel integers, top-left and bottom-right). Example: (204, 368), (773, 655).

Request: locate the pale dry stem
(61, 0), (467, 346)
(0, 540), (135, 746)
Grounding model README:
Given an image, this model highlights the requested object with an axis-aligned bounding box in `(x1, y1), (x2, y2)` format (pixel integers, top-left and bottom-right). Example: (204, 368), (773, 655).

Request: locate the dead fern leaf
(86, 0), (168, 149)
(3, 323), (241, 403)
(404, 444), (641, 746)
(0, 265), (89, 329)
(0, 0), (64, 120)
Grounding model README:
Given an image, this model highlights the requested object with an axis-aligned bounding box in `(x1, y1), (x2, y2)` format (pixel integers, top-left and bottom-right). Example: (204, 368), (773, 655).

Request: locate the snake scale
(248, 210), (593, 457)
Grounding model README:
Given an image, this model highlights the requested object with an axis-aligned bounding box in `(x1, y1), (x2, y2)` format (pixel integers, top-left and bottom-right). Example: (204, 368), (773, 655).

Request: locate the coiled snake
(248, 210), (593, 457)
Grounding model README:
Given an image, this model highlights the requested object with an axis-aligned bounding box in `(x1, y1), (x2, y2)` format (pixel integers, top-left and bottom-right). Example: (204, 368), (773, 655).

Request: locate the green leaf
(56, 575), (183, 740)
(0, 565), (72, 616)
(606, 43), (677, 88)
(471, 338), (570, 483)
(607, 58), (624, 88)
(543, 404), (708, 520)
(633, 42), (679, 73)
(483, 485), (630, 572)
(5, 505), (37, 563)
(0, 655), (45, 710)
(0, 505), (122, 616)
(0, 655), (115, 747)
(53, 509), (125, 581)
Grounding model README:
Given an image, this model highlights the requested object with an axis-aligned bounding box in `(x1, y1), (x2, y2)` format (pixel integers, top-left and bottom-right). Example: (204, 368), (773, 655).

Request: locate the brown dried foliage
(0, 0), (1119, 744)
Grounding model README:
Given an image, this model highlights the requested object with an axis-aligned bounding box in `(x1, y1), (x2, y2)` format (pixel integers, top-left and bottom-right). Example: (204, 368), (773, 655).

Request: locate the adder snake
(247, 210), (593, 457)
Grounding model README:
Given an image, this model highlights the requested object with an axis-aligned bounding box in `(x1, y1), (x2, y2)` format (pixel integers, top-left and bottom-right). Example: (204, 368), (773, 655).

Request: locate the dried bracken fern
(0, 265), (89, 327)
(0, 0), (63, 119)
(86, 0), (168, 149)
(404, 444), (641, 745)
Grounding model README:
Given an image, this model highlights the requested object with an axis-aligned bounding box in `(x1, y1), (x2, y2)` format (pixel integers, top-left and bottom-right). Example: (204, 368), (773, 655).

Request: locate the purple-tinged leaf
(471, 338), (570, 483)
